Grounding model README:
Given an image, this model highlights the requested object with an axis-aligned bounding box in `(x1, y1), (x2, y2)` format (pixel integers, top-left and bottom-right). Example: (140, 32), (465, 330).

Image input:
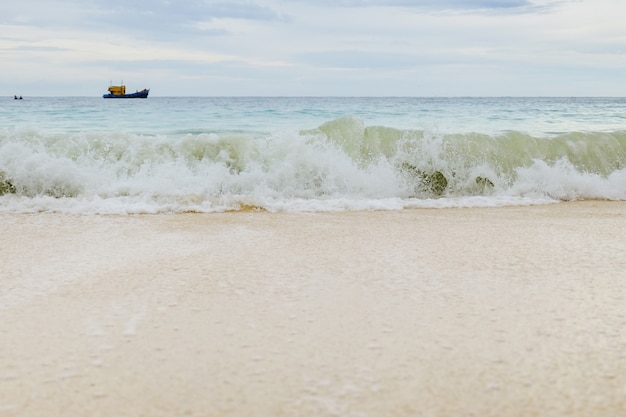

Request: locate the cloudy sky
(1, 0), (625, 96)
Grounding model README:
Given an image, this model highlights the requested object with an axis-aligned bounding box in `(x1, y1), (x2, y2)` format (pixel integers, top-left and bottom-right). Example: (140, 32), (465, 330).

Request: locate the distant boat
(103, 84), (149, 98)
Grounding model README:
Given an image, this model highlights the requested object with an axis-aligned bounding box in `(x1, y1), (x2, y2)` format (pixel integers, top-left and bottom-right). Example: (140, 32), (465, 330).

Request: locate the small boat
(103, 84), (149, 98)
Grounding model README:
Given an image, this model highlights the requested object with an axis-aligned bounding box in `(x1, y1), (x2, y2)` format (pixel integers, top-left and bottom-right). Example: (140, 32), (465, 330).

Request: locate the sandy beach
(1, 201), (626, 417)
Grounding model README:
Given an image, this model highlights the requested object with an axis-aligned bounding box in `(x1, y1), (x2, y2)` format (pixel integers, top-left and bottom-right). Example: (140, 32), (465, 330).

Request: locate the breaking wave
(1, 116), (626, 213)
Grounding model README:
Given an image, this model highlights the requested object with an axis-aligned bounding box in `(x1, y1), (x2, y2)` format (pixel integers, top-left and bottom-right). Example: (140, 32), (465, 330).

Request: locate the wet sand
(1, 201), (626, 416)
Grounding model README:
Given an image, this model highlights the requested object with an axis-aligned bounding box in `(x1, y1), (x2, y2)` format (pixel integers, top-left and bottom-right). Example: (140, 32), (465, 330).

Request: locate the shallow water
(2, 97), (626, 213)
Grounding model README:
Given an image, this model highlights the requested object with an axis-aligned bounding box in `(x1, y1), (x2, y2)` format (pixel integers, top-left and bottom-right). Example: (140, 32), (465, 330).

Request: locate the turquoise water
(1, 97), (626, 213)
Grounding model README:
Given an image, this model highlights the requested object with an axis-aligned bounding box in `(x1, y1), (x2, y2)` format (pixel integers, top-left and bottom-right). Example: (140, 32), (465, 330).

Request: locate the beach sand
(2, 201), (626, 417)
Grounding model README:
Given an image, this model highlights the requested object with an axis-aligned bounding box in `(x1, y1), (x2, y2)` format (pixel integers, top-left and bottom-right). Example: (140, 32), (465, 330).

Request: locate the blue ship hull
(103, 89), (149, 98)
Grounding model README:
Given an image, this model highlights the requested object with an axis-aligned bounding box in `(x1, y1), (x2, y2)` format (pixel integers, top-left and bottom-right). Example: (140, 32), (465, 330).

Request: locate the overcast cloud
(1, 0), (625, 96)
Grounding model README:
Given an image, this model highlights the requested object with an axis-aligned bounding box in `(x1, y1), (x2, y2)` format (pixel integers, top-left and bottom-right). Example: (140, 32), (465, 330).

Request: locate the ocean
(2, 96), (626, 213)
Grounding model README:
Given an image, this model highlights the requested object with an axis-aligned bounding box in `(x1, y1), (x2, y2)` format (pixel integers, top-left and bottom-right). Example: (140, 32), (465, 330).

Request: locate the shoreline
(2, 200), (626, 416)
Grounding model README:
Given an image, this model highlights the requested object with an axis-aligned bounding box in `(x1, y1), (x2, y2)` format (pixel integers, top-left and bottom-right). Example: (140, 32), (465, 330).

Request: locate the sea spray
(2, 96), (626, 213)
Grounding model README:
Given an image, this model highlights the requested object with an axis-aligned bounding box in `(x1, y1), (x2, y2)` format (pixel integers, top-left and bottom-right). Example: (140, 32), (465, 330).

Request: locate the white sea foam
(2, 97), (626, 213)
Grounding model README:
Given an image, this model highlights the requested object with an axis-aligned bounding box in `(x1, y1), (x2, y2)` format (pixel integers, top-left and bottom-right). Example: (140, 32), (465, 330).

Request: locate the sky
(1, 0), (625, 96)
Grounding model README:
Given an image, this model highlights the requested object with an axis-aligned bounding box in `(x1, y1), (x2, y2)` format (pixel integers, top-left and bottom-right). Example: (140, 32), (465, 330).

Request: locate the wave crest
(1, 118), (626, 212)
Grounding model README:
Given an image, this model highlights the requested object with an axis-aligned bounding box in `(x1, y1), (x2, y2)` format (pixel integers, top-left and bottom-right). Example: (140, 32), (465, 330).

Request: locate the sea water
(1, 96), (625, 213)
